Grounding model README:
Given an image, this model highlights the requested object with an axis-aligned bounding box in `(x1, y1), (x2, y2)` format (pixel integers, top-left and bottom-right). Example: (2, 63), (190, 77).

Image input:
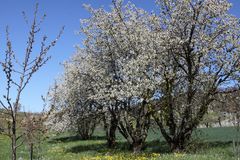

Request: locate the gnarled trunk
(131, 140), (144, 153)
(154, 114), (195, 152)
(77, 116), (97, 140)
(105, 113), (118, 148)
(169, 135), (189, 152)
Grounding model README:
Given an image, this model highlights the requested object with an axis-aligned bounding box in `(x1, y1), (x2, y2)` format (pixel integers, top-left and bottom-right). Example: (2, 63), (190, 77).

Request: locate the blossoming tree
(153, 0), (240, 151)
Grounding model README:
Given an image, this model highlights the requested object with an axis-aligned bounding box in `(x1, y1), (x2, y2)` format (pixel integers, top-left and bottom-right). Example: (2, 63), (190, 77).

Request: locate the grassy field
(0, 127), (239, 160)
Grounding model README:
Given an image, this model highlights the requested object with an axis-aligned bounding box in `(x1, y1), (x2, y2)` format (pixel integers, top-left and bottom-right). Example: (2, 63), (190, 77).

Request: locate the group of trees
(0, 0), (239, 159)
(48, 0), (240, 153)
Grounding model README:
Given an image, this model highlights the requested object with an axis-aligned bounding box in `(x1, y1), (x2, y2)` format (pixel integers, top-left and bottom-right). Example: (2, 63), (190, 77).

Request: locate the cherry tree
(80, 0), (163, 152)
(48, 0), (240, 153)
(47, 50), (101, 139)
(153, 0), (240, 151)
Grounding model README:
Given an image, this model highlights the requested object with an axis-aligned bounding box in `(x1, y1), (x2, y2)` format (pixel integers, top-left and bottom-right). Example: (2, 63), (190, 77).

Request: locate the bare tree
(21, 111), (47, 160)
(0, 4), (63, 160)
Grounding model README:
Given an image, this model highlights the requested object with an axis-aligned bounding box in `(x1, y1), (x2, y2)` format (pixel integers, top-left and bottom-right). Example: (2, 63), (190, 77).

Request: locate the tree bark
(156, 116), (194, 152)
(106, 121), (117, 148)
(218, 117), (222, 127)
(131, 141), (144, 153)
(30, 144), (33, 160)
(106, 114), (118, 148)
(205, 123), (209, 128)
(171, 129), (193, 152)
(11, 116), (17, 160)
(169, 141), (185, 152)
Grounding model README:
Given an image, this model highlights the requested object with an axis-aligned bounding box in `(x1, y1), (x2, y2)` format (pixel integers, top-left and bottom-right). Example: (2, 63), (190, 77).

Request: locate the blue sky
(0, 0), (239, 112)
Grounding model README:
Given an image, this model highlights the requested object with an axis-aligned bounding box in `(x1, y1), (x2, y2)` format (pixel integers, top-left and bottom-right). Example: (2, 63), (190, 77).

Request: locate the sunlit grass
(0, 127), (238, 160)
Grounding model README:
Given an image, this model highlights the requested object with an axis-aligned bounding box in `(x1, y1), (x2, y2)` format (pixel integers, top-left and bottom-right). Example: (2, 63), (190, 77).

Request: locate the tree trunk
(106, 115), (118, 148)
(11, 118), (17, 160)
(168, 136), (186, 152)
(78, 120), (96, 140)
(170, 142), (185, 152)
(78, 126), (90, 140)
(169, 130), (192, 152)
(80, 134), (90, 140)
(218, 117), (222, 127)
(131, 141), (143, 153)
(11, 136), (17, 160)
(30, 144), (33, 160)
(205, 122), (209, 128)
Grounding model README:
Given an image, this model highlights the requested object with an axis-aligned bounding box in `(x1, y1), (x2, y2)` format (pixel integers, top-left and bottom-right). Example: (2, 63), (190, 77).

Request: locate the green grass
(0, 127), (239, 160)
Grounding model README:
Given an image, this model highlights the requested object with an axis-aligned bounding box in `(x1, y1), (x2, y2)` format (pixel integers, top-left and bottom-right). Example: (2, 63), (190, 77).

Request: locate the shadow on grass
(66, 140), (172, 154)
(187, 140), (233, 153)
(49, 135), (107, 143)
(197, 141), (232, 148)
(205, 141), (232, 147)
(66, 140), (233, 154)
(48, 133), (234, 154)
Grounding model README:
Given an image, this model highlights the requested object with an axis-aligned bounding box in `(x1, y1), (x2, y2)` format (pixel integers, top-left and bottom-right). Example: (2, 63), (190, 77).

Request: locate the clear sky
(0, 0), (239, 112)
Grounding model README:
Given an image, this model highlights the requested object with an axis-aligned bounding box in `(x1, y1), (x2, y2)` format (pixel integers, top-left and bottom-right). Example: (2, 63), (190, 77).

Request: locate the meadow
(0, 127), (239, 160)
